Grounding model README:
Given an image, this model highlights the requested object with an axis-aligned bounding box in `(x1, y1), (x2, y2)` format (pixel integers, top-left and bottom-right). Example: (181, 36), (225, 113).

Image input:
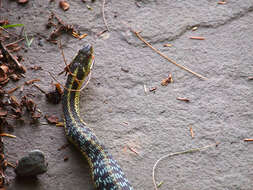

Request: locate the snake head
(70, 44), (94, 80)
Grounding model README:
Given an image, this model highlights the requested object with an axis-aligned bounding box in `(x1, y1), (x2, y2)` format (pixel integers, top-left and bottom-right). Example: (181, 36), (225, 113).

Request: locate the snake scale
(62, 44), (134, 190)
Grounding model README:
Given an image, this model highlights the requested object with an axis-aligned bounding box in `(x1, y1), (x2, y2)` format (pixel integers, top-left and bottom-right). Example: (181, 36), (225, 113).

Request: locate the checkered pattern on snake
(62, 44), (134, 190)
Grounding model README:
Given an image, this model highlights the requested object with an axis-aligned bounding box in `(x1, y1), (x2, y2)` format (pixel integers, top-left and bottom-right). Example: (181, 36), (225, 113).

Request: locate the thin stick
(7, 86), (20, 94)
(58, 40), (68, 68)
(33, 84), (46, 94)
(58, 40), (78, 82)
(190, 126), (194, 138)
(0, 26), (19, 38)
(152, 142), (219, 190)
(190, 36), (205, 40)
(102, 0), (110, 32)
(5, 38), (24, 47)
(0, 133), (16, 138)
(244, 139), (253, 142)
(133, 31), (208, 80)
(0, 41), (26, 72)
(7, 162), (16, 168)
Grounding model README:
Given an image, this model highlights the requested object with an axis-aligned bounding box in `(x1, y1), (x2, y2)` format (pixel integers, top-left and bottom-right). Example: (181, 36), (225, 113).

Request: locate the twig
(25, 78), (40, 85)
(133, 31), (208, 80)
(58, 40), (68, 68)
(0, 133), (16, 138)
(5, 38), (24, 48)
(0, 26), (19, 38)
(128, 146), (139, 155)
(7, 86), (20, 94)
(102, 0), (110, 32)
(190, 36), (205, 40)
(0, 41), (26, 73)
(33, 84), (46, 94)
(244, 139), (253, 142)
(189, 126), (194, 138)
(152, 142), (219, 190)
(58, 39), (74, 77)
(57, 40), (82, 87)
(7, 162), (16, 168)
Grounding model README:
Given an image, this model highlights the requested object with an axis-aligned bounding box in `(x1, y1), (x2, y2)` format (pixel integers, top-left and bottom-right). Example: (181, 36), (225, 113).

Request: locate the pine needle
(133, 31), (208, 80)
(152, 142), (219, 190)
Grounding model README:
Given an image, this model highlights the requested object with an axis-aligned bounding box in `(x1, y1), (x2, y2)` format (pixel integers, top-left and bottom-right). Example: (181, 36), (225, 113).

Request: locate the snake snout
(80, 44), (92, 56)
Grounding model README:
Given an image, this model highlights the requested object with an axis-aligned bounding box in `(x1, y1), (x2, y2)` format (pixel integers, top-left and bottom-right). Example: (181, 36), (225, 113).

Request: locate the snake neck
(62, 74), (134, 190)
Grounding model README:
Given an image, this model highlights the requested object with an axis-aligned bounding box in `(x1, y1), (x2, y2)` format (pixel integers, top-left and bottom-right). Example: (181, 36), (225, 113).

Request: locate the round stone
(15, 150), (48, 177)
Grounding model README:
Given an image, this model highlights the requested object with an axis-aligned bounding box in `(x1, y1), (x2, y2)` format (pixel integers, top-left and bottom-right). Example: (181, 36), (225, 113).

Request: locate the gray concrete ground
(1, 0), (253, 189)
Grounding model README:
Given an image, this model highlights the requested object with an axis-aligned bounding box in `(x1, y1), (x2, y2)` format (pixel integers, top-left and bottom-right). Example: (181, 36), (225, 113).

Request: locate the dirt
(1, 0), (253, 190)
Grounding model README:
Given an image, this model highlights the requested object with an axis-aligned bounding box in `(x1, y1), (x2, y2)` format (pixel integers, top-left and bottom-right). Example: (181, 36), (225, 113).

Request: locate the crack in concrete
(162, 4), (253, 43)
(122, 5), (253, 46)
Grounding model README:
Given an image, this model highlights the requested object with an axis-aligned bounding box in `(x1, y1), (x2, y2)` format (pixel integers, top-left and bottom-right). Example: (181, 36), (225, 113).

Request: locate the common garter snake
(62, 44), (134, 190)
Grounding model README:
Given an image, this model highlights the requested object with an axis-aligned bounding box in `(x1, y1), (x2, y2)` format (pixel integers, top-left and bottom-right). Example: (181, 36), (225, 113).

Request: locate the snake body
(62, 44), (134, 190)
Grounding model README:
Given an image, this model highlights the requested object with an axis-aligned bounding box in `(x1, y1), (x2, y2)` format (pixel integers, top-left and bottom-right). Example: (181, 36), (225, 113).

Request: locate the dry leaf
(45, 115), (59, 124)
(161, 74), (173, 86)
(25, 78), (40, 85)
(0, 107), (7, 117)
(18, 0), (29, 4)
(59, 1), (70, 11)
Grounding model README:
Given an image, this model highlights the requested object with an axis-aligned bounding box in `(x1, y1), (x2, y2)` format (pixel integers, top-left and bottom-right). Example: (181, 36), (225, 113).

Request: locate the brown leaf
(18, 0), (29, 4)
(10, 96), (20, 108)
(0, 107), (7, 117)
(26, 99), (35, 112)
(7, 86), (19, 94)
(0, 89), (5, 97)
(55, 83), (63, 95)
(32, 112), (41, 119)
(11, 107), (22, 118)
(0, 65), (8, 74)
(25, 78), (40, 85)
(9, 74), (21, 81)
(0, 65), (8, 83)
(0, 78), (9, 85)
(45, 115), (59, 124)
(0, 20), (9, 26)
(59, 1), (70, 11)
(161, 73), (173, 86)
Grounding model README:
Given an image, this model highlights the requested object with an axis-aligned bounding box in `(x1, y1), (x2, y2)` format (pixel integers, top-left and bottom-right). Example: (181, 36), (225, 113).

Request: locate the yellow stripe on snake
(62, 44), (134, 190)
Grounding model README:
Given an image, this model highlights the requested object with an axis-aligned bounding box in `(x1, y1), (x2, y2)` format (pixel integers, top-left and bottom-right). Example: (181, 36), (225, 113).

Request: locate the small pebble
(15, 150), (48, 177)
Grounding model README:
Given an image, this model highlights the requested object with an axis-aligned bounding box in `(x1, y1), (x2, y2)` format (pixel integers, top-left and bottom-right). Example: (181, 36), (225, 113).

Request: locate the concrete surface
(1, 0), (253, 189)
